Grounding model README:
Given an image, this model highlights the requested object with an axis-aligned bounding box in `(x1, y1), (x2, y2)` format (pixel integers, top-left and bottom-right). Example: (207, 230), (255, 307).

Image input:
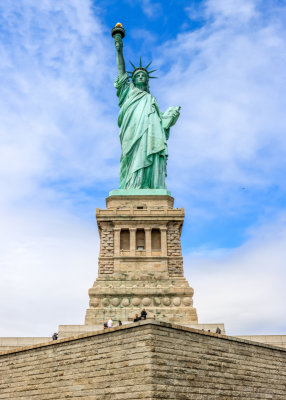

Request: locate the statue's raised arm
(112, 24), (126, 78)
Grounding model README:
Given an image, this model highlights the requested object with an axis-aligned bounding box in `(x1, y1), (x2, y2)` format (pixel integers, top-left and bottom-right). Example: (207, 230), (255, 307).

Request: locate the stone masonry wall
(98, 259), (114, 275)
(98, 222), (114, 274)
(167, 222), (183, 276)
(151, 323), (286, 399)
(99, 222), (114, 257)
(167, 258), (183, 276)
(0, 325), (155, 400)
(167, 222), (182, 257)
(0, 321), (285, 399)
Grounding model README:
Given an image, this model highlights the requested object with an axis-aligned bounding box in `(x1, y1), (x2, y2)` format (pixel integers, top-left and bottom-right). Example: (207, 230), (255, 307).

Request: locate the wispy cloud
(141, 0), (162, 19)
(185, 213), (286, 335)
(153, 0), (286, 334)
(0, 0), (119, 209)
(154, 0), (286, 201)
(205, 0), (258, 23)
(0, 1), (113, 336)
(0, 205), (99, 336)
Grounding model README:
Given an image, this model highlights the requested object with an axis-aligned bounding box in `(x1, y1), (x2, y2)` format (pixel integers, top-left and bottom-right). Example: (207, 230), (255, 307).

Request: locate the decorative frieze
(89, 294), (194, 308)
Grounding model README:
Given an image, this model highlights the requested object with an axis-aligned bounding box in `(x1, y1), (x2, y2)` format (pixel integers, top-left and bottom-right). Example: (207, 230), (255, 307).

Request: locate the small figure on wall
(107, 318), (113, 328)
(133, 314), (141, 322)
(141, 308), (147, 320)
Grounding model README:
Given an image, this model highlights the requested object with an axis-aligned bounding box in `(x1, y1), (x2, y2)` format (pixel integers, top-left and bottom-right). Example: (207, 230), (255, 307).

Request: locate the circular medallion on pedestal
(111, 297), (120, 307)
(183, 297), (192, 306)
(132, 297), (141, 306)
(154, 297), (161, 306)
(90, 298), (100, 307)
(162, 297), (171, 306)
(122, 298), (130, 307)
(142, 297), (151, 306)
(173, 297), (181, 306)
(102, 298), (110, 307)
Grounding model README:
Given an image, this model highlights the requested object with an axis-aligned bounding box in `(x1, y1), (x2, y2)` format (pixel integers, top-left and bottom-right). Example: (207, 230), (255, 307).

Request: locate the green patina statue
(112, 23), (180, 190)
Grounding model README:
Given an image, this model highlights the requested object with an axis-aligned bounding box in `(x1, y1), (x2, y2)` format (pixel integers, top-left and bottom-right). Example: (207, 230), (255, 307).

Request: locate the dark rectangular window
(120, 229), (130, 250)
(151, 229), (161, 250)
(136, 229), (145, 250)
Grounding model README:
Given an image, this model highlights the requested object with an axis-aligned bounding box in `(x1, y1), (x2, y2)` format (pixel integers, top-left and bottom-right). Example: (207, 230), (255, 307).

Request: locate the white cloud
(185, 214), (286, 335)
(130, 28), (158, 45)
(0, 0), (110, 336)
(0, 205), (99, 337)
(153, 0), (286, 200)
(205, 0), (258, 24)
(141, 0), (162, 19)
(148, 0), (286, 335)
(0, 0), (120, 209)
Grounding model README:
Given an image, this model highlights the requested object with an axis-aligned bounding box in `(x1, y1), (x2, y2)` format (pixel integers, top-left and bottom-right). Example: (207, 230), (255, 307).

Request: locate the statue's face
(133, 71), (148, 90)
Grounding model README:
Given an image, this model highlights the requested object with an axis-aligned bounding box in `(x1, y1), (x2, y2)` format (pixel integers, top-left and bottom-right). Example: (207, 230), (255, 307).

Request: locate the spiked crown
(127, 57), (158, 80)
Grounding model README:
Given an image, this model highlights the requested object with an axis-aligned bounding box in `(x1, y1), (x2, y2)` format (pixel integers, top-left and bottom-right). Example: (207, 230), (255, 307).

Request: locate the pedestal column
(145, 228), (152, 256)
(130, 228), (136, 256)
(161, 227), (167, 257)
(114, 227), (120, 256)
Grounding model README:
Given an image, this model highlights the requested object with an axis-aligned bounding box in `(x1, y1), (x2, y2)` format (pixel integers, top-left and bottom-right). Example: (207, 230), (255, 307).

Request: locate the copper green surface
(109, 189), (171, 196)
(112, 24), (181, 190)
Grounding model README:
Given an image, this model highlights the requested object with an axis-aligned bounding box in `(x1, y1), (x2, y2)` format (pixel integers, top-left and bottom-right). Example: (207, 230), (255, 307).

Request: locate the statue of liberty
(112, 23), (180, 189)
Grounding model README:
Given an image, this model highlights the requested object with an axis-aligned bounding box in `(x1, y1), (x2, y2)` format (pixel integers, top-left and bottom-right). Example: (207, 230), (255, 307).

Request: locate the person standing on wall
(107, 318), (113, 328)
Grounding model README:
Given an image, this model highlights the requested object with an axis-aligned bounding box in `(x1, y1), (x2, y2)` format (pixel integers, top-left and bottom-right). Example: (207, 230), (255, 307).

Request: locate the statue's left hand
(169, 106), (181, 124)
(171, 108), (180, 119)
(162, 106), (181, 130)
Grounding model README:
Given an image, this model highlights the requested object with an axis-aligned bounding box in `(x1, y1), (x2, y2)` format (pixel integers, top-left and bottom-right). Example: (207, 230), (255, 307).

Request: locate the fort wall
(0, 321), (285, 399)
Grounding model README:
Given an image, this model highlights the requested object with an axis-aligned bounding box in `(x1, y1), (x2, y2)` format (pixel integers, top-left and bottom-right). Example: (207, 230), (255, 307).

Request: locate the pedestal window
(136, 229), (145, 250)
(151, 229), (161, 250)
(120, 229), (130, 250)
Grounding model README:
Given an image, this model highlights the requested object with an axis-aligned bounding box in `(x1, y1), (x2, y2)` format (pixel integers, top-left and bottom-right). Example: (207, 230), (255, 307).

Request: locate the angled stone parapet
(0, 337), (51, 354)
(58, 321), (226, 339)
(1, 321), (285, 399)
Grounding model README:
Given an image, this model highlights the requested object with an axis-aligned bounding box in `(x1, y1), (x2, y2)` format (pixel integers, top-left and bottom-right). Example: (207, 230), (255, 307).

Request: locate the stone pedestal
(85, 193), (198, 325)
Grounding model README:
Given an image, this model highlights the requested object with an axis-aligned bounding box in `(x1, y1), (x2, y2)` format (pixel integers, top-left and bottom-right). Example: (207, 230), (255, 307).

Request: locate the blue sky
(0, 0), (286, 337)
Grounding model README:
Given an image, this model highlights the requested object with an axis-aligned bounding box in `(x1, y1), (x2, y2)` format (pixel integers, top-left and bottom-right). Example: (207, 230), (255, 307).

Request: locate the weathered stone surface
(0, 321), (285, 399)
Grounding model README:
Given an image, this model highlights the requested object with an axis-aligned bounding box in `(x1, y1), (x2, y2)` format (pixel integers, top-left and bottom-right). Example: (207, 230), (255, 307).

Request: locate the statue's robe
(115, 73), (171, 189)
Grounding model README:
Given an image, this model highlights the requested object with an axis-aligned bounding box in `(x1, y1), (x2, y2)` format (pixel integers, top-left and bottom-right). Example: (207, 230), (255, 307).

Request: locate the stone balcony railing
(96, 207), (184, 217)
